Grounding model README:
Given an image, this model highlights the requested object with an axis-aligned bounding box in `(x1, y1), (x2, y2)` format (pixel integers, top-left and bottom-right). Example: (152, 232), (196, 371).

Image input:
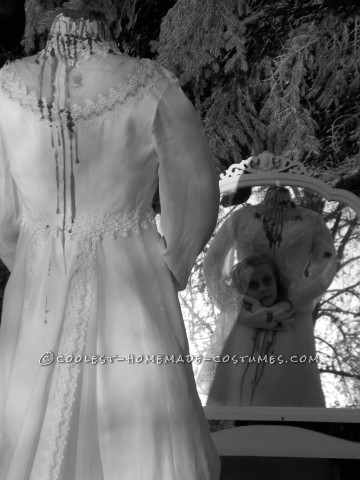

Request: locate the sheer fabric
(0, 13), (220, 480)
(197, 204), (337, 407)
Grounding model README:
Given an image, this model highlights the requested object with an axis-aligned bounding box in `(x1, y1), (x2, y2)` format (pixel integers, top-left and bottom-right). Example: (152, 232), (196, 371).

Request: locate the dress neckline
(245, 203), (307, 224)
(0, 58), (162, 128)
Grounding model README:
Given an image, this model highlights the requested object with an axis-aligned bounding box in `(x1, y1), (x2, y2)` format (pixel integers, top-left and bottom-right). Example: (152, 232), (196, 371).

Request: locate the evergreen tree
(156, 0), (360, 193)
(6, 1), (360, 195)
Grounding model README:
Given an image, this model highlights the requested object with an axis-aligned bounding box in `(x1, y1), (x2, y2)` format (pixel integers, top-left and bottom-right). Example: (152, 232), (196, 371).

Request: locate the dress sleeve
(153, 77), (219, 290)
(202, 209), (242, 309)
(288, 213), (337, 311)
(0, 128), (20, 271)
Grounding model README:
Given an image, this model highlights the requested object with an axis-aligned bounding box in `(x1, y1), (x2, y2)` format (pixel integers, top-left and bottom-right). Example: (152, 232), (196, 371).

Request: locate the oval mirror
(179, 155), (360, 427)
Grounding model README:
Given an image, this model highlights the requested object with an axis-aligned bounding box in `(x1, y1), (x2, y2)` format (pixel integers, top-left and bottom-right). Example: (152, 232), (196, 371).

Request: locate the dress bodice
(0, 54), (167, 219)
(233, 205), (315, 284)
(0, 49), (219, 289)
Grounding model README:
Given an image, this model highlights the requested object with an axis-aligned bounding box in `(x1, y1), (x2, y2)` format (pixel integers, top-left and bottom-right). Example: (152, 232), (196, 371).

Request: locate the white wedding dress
(197, 203), (337, 407)
(0, 14), (220, 480)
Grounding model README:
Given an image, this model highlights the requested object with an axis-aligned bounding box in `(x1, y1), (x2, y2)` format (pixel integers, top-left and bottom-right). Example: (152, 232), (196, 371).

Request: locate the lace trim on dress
(20, 207), (155, 242)
(16, 208), (155, 480)
(42, 236), (96, 480)
(15, 207), (155, 354)
(43, 13), (116, 63)
(0, 59), (163, 128)
(45, 34), (113, 61)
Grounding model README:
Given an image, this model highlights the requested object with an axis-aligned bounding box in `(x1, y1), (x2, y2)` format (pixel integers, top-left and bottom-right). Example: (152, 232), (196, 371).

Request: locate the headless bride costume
(0, 11), (220, 480)
(197, 187), (337, 407)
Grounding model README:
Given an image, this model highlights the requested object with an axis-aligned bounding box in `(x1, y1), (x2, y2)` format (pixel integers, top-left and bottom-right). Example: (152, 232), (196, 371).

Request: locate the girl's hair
(230, 253), (281, 297)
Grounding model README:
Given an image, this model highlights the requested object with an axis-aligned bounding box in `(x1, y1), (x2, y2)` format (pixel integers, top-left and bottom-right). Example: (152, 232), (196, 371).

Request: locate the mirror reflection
(179, 185), (360, 408)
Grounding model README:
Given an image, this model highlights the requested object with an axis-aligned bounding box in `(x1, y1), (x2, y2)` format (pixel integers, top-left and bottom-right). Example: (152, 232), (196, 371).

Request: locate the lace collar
(0, 12), (163, 130)
(41, 13), (118, 65)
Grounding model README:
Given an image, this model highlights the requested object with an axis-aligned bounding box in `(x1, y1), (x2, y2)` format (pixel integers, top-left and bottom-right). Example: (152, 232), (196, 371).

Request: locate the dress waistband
(20, 208), (155, 242)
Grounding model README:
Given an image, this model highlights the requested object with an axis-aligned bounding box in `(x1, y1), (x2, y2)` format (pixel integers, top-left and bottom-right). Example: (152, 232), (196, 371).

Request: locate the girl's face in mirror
(246, 264), (278, 307)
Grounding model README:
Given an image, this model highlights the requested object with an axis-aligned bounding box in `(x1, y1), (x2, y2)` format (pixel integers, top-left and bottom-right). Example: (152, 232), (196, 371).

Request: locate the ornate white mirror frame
(219, 153), (360, 211)
(203, 153), (360, 459)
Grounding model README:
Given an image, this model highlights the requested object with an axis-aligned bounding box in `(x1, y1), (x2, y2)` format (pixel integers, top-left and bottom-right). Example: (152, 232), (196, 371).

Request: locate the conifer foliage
(156, 0), (265, 169)
(7, 0), (360, 191)
(156, 0), (360, 190)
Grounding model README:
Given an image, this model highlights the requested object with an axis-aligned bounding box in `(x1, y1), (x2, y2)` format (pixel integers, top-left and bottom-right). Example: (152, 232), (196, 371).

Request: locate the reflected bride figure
(0, 9), (220, 480)
(207, 253), (295, 406)
(197, 186), (337, 407)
